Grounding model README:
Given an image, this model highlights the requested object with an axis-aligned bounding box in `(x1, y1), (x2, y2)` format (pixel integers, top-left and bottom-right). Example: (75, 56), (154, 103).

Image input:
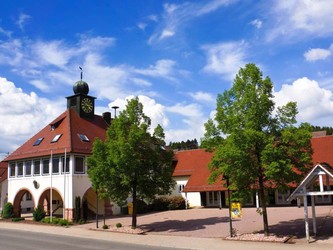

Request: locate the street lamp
(112, 106), (119, 118)
(223, 175), (233, 237)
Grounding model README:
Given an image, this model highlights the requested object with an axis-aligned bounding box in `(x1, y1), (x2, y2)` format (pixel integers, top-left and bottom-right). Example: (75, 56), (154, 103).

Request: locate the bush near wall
(2, 202), (14, 219)
(152, 196), (186, 211)
(33, 205), (46, 221)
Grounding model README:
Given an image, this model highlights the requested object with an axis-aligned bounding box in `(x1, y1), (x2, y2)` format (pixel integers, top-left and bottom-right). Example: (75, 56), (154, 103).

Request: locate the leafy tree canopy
(168, 139), (198, 150)
(87, 97), (175, 228)
(202, 63), (313, 235)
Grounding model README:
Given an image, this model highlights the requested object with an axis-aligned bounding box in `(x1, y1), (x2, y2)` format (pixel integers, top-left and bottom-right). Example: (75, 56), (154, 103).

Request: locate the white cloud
(274, 77), (333, 125)
(189, 91), (215, 103)
(202, 41), (247, 80)
(250, 19), (262, 29)
(108, 96), (207, 144)
(108, 95), (169, 129)
(0, 77), (64, 153)
(267, 0), (333, 41)
(166, 102), (206, 142)
(304, 45), (333, 61)
(16, 13), (31, 30)
(0, 26), (12, 37)
(149, 0), (236, 44)
(135, 59), (177, 81)
(137, 22), (147, 30)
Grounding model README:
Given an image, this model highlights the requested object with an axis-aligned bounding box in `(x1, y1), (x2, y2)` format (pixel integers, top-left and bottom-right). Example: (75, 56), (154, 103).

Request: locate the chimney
(102, 112), (111, 125)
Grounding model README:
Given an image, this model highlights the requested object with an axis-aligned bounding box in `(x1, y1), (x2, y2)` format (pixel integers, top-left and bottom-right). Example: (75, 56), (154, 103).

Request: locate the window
(26, 193), (32, 201)
(25, 161), (32, 176)
(52, 158), (59, 174)
(51, 134), (62, 143)
(17, 162), (23, 176)
(62, 157), (70, 173)
(178, 184), (185, 193)
(43, 159), (49, 175)
(34, 160), (40, 175)
(78, 134), (89, 142)
(33, 137), (44, 146)
(75, 157), (85, 173)
(9, 163), (15, 177)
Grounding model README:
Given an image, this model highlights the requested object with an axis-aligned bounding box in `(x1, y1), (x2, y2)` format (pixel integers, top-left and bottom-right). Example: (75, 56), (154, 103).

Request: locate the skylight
(78, 134), (89, 142)
(51, 134), (62, 143)
(33, 137), (44, 146)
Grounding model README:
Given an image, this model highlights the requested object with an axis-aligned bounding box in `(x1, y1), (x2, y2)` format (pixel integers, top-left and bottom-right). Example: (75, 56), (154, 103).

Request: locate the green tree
(87, 97), (175, 228)
(202, 64), (313, 235)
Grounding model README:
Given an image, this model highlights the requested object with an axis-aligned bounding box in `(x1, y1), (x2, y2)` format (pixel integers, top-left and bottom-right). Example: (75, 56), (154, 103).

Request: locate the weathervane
(79, 66), (83, 81)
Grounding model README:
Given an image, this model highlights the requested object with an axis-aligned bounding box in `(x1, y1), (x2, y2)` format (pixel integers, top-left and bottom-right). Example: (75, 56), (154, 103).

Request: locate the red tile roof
(3, 108), (109, 161)
(173, 149), (226, 192)
(0, 161), (7, 183)
(311, 135), (333, 166)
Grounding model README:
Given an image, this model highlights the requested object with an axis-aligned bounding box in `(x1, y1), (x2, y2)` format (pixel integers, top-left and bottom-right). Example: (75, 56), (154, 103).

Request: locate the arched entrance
(13, 189), (35, 218)
(82, 188), (112, 219)
(38, 188), (64, 218)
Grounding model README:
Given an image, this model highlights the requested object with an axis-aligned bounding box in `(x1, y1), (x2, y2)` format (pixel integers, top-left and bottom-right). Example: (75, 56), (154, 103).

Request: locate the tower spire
(79, 66), (83, 81)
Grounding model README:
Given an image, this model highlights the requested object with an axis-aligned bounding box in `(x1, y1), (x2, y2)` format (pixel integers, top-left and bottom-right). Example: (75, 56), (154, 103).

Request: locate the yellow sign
(231, 202), (242, 219)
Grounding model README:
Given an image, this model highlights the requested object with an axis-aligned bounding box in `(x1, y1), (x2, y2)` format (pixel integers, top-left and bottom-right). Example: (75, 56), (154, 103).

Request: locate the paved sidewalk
(76, 206), (333, 241)
(1, 206), (333, 249)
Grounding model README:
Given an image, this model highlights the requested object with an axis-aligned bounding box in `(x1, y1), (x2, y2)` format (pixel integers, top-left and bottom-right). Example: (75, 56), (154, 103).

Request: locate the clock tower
(66, 80), (96, 119)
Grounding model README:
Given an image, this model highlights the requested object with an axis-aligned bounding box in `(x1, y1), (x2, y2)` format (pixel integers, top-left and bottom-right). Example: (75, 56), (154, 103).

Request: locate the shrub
(33, 205), (46, 221)
(167, 196), (186, 210)
(2, 202), (14, 219)
(152, 196), (169, 211)
(102, 224), (109, 229)
(74, 196), (81, 223)
(82, 198), (88, 221)
(11, 217), (25, 222)
(59, 219), (71, 226)
(78, 218), (86, 224)
(115, 222), (122, 228)
(152, 196), (186, 211)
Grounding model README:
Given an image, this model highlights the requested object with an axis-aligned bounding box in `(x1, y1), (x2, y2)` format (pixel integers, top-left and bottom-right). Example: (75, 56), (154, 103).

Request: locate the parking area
(77, 205), (333, 240)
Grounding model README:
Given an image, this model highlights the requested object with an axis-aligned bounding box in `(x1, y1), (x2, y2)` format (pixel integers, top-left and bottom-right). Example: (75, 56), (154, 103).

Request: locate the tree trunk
(258, 173), (269, 236)
(131, 182), (137, 229)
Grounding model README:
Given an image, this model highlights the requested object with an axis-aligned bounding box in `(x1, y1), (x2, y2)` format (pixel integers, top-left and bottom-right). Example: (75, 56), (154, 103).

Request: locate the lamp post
(112, 106), (119, 118)
(223, 175), (233, 237)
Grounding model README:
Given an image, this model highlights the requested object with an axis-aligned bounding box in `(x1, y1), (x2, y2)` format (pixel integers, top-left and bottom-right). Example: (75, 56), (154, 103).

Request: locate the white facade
(0, 179), (8, 213)
(171, 176), (202, 207)
(7, 153), (121, 219)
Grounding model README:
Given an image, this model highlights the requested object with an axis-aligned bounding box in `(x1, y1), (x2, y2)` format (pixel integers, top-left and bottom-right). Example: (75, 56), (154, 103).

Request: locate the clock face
(81, 98), (93, 113)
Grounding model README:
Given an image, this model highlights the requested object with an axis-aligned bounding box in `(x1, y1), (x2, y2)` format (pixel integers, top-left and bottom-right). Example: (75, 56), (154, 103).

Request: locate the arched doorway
(82, 188), (112, 219)
(38, 188), (64, 218)
(13, 189), (35, 218)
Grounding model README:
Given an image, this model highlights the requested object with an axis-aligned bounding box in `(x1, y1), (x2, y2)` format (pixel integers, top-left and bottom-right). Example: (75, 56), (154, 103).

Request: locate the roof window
(33, 137), (44, 146)
(51, 134), (62, 143)
(78, 134), (89, 142)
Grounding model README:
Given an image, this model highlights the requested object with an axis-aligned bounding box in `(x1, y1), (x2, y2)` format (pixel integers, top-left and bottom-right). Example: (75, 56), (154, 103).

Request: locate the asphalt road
(0, 228), (186, 250)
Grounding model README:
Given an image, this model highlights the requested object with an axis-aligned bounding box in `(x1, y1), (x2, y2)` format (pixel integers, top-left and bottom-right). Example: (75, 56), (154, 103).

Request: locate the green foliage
(82, 198), (88, 221)
(102, 224), (109, 229)
(74, 196), (81, 223)
(87, 97), (175, 228)
(202, 64), (313, 235)
(41, 217), (72, 226)
(11, 217), (25, 222)
(33, 205), (46, 221)
(311, 125), (333, 135)
(116, 222), (122, 228)
(152, 196), (186, 211)
(2, 202), (14, 219)
(168, 139), (199, 150)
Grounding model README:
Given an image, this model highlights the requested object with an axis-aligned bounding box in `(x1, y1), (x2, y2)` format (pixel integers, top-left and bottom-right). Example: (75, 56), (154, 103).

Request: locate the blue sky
(1, 0), (333, 158)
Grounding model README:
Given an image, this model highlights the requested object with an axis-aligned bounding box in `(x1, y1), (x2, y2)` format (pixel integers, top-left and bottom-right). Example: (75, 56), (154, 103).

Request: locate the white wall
(171, 176), (202, 207)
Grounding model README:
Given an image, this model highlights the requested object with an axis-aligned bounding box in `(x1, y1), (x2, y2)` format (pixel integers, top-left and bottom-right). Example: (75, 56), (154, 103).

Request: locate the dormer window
(33, 137), (44, 146)
(78, 134), (89, 142)
(51, 134), (62, 143)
